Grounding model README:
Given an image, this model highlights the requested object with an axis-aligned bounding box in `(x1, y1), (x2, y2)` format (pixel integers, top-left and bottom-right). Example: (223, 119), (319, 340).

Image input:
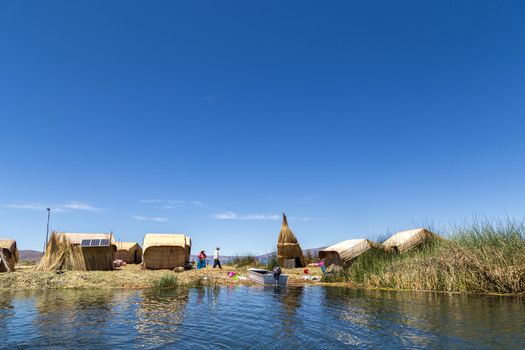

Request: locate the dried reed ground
(0, 264), (324, 291)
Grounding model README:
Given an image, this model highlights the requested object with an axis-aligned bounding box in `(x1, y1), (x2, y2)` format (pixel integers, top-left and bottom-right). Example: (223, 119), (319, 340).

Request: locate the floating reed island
(1, 219), (524, 295)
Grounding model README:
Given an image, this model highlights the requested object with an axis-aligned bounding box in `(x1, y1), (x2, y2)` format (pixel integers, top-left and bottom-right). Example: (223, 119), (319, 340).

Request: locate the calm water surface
(0, 286), (524, 349)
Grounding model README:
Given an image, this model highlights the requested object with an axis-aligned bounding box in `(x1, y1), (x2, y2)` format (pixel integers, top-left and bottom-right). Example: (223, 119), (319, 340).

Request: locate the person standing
(197, 250), (207, 269)
(213, 247), (222, 269)
(273, 266), (282, 284)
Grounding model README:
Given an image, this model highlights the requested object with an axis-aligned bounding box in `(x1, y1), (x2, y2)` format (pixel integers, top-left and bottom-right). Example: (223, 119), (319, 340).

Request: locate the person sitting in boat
(197, 250), (207, 269)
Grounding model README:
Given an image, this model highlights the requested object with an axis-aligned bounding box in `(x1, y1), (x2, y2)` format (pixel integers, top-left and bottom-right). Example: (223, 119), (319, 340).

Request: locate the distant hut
(0, 239), (18, 272)
(319, 239), (379, 266)
(381, 228), (441, 254)
(277, 214), (305, 268)
(37, 232), (115, 271)
(143, 233), (191, 270)
(115, 242), (143, 264)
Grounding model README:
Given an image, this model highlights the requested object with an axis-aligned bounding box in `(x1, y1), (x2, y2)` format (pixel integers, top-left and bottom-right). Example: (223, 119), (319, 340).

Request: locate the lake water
(1, 286), (524, 349)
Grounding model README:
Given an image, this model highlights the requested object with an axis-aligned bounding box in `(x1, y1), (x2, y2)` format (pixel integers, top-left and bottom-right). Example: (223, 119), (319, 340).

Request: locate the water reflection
(33, 289), (116, 347)
(322, 287), (525, 348)
(135, 288), (189, 347)
(0, 287), (523, 349)
(0, 293), (15, 338)
(266, 285), (304, 344)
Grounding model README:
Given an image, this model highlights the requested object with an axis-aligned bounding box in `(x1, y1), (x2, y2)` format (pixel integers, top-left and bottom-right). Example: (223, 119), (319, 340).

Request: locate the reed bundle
(36, 232), (86, 271)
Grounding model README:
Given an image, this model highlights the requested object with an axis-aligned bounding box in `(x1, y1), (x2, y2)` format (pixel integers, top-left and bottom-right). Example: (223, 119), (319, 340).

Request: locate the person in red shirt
(197, 250), (207, 269)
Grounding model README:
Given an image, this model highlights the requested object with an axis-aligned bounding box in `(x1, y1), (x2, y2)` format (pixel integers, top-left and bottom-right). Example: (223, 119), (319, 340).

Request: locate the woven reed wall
(81, 246), (115, 271)
(143, 246), (186, 269)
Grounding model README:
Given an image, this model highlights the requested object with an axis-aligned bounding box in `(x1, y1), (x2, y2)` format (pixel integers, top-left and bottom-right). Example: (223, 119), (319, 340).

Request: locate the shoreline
(0, 264), (327, 291)
(1, 265), (523, 297)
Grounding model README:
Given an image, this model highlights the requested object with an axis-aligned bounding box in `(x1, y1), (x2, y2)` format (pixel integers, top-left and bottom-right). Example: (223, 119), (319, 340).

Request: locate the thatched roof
(0, 239), (17, 253)
(277, 214), (305, 267)
(319, 239), (379, 265)
(278, 214), (298, 244)
(115, 242), (141, 252)
(143, 233), (188, 252)
(381, 228), (441, 253)
(60, 233), (114, 245)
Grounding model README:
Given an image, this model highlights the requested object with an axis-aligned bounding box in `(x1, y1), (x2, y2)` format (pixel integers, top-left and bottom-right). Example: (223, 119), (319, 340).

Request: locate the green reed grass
(341, 220), (525, 294)
(152, 274), (179, 289)
(265, 252), (279, 270)
(230, 254), (260, 267)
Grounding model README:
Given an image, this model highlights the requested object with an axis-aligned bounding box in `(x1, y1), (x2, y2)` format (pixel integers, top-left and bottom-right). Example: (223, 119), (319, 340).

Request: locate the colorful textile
(197, 259), (207, 269)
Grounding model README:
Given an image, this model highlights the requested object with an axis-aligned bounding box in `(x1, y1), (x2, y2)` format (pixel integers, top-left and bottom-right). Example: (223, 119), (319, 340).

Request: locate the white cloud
(139, 199), (206, 209)
(212, 211), (238, 220)
(212, 211), (310, 222)
(212, 211), (281, 220)
(132, 215), (168, 222)
(2, 201), (101, 213)
(61, 201), (102, 213)
(3, 202), (47, 210)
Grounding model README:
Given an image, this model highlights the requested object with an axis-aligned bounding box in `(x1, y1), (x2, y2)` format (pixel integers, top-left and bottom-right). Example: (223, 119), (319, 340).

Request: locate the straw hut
(0, 239), (18, 272)
(143, 233), (191, 269)
(319, 239), (379, 266)
(115, 242), (143, 264)
(381, 228), (441, 254)
(277, 214), (305, 268)
(37, 232), (115, 271)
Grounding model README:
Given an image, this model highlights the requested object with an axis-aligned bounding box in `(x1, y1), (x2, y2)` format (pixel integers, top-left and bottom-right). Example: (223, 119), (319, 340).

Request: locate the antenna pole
(44, 208), (51, 252)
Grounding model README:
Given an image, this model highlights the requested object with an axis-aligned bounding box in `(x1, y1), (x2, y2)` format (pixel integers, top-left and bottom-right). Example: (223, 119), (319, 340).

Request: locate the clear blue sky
(1, 1), (524, 254)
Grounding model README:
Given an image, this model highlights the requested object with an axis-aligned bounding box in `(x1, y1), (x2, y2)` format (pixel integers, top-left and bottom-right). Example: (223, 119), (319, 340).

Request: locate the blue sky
(1, 1), (524, 254)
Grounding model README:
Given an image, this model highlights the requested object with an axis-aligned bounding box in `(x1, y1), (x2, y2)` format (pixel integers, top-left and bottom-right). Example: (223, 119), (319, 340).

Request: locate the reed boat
(247, 268), (289, 285)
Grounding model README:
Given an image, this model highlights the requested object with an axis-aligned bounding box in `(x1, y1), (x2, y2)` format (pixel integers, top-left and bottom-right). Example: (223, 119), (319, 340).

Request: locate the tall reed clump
(230, 254), (260, 267)
(303, 250), (319, 265)
(35, 232), (86, 271)
(265, 252), (279, 270)
(345, 220), (525, 294)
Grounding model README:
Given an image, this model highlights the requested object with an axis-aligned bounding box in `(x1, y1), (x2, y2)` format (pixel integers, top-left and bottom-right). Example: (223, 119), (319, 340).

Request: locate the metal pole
(44, 208), (51, 252)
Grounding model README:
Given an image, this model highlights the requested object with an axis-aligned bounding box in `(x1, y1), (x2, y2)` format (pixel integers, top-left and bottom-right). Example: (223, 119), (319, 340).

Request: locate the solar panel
(100, 239), (110, 246)
(81, 239), (91, 247)
(90, 239), (101, 246)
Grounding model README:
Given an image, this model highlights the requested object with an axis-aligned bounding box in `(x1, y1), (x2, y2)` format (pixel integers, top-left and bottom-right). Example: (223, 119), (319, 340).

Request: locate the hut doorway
(134, 249), (139, 264)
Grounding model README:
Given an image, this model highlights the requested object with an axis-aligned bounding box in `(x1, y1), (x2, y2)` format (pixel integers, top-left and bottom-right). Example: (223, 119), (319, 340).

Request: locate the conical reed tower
(277, 213), (305, 267)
